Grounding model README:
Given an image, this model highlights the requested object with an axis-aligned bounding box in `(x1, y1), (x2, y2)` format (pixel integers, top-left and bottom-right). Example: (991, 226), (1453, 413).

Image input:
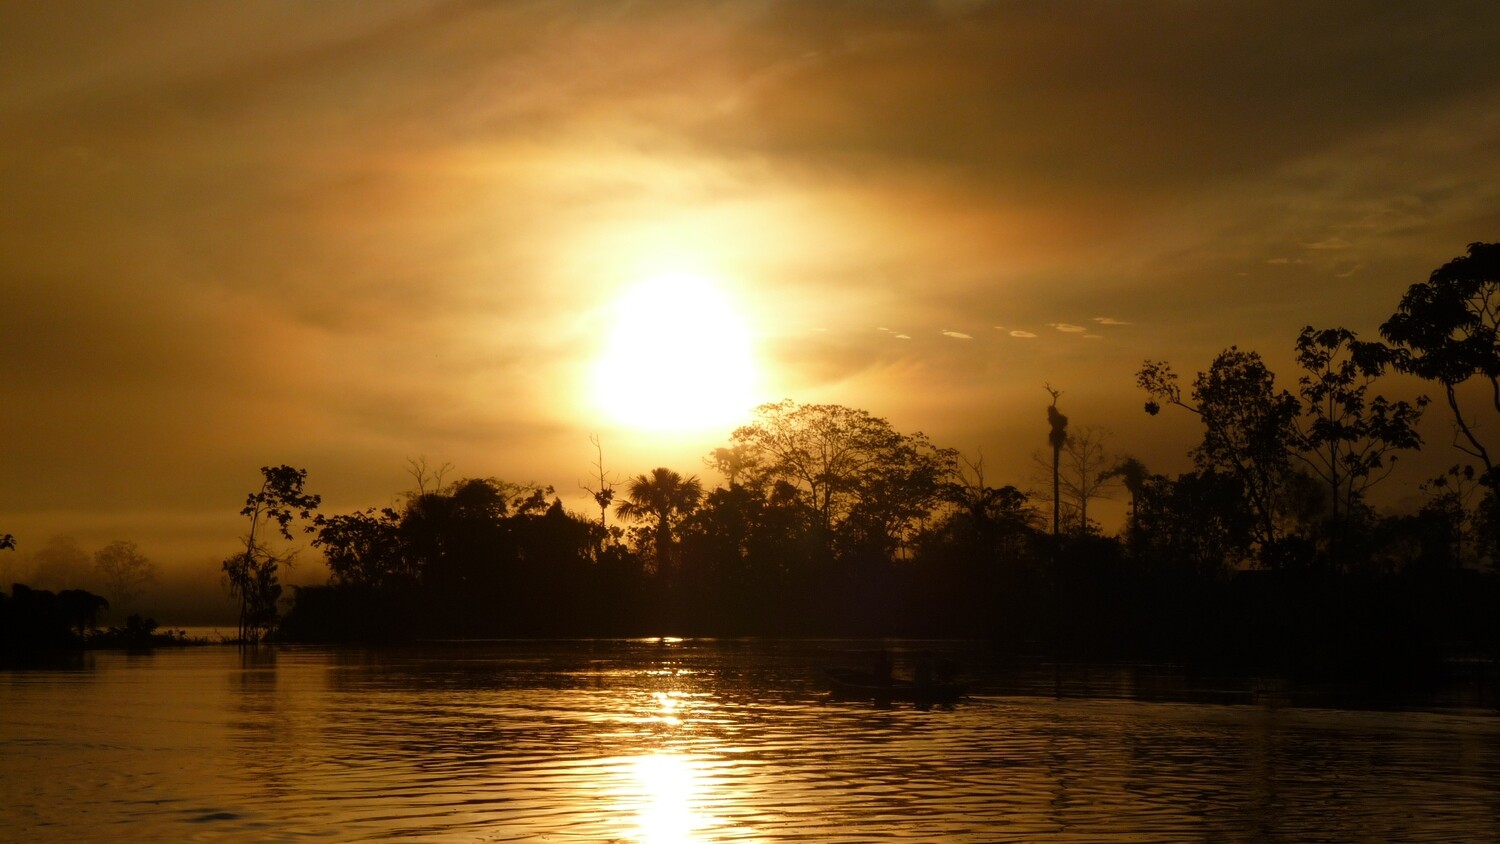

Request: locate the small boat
(825, 668), (964, 705)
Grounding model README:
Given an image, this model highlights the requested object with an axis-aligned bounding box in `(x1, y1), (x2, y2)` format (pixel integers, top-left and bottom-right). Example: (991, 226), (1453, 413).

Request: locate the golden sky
(4, 1), (1500, 591)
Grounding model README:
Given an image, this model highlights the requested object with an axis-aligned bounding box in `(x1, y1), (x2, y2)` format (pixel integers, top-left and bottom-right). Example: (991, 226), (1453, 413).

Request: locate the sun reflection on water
(619, 685), (718, 843)
(630, 753), (704, 844)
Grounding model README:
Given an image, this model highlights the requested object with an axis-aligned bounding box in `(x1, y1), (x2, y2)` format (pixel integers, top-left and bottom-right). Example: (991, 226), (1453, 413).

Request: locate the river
(2, 639), (1498, 841)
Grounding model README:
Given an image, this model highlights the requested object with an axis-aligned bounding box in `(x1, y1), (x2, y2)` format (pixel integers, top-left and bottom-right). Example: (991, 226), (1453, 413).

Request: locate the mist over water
(3, 640), (1498, 842)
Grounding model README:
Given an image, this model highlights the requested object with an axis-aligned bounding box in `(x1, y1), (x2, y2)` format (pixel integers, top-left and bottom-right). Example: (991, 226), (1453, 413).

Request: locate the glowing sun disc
(592, 273), (757, 432)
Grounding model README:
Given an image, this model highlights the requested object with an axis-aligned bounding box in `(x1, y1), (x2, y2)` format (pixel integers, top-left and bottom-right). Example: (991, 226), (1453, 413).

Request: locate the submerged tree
(1381, 242), (1500, 483)
(223, 466), (320, 643)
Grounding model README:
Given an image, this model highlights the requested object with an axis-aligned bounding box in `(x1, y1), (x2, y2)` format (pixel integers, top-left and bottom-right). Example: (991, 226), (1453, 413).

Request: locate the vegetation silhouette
(222, 466), (320, 644)
(0, 583), (108, 661)
(275, 274), (1500, 680)
(1, 581), (199, 661)
(8, 245), (1500, 690)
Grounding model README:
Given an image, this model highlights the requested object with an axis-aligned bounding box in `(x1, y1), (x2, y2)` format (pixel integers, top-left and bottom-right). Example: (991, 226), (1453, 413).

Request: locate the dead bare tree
(406, 456), (453, 498)
(580, 433), (618, 535)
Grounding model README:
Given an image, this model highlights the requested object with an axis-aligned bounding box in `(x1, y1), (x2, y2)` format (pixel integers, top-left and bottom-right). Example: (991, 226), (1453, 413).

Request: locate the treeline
(267, 243), (1500, 676)
(9, 244), (1500, 675)
(0, 583), (189, 658)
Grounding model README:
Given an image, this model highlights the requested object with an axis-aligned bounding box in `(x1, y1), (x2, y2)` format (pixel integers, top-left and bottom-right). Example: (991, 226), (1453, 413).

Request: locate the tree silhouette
(1104, 456), (1150, 528)
(1381, 242), (1500, 483)
(311, 507), (409, 589)
(93, 540), (157, 615)
(1034, 422), (1118, 535)
(1140, 349), (1301, 550)
(1292, 326), (1427, 532)
(1045, 386), (1068, 536)
(224, 466), (320, 643)
(728, 400), (956, 556)
(616, 467), (703, 574)
(580, 434), (618, 543)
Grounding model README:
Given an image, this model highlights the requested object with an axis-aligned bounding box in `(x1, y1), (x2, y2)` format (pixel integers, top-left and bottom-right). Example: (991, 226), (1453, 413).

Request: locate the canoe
(825, 668), (964, 705)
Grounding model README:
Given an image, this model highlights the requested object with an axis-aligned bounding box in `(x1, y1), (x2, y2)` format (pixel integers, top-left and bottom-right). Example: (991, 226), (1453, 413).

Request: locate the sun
(591, 272), (759, 432)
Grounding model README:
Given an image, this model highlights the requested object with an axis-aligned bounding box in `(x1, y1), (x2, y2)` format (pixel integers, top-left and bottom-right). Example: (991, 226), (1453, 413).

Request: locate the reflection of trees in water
(7, 641), (1486, 841)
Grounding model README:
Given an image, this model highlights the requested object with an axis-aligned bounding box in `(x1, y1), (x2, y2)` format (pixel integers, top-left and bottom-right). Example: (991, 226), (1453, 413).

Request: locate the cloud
(1335, 263), (1363, 278)
(701, 3), (1500, 211)
(1048, 323), (1088, 333)
(1083, 334), (1103, 339)
(941, 330), (973, 339)
(893, 333), (911, 339)
(1009, 330), (1037, 339)
(1266, 258), (1305, 265)
(1092, 317), (1132, 325)
(1303, 237), (1353, 250)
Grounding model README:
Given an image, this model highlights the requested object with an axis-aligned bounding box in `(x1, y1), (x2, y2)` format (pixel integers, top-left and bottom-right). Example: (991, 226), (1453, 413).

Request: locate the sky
(3, 1), (1500, 615)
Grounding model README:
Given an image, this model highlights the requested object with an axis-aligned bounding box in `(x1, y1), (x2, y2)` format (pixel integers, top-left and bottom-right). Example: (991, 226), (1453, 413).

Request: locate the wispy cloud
(942, 330), (973, 340)
(893, 333), (911, 340)
(1092, 317), (1132, 325)
(1048, 323), (1088, 333)
(1009, 330), (1037, 339)
(1304, 237), (1353, 250)
(1334, 263), (1363, 278)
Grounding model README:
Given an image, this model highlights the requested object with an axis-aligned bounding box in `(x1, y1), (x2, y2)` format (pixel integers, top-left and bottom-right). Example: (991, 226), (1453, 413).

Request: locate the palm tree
(615, 467), (703, 573)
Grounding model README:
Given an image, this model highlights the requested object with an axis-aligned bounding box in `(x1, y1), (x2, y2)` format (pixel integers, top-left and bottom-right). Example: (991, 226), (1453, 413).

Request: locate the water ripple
(4, 642), (1500, 841)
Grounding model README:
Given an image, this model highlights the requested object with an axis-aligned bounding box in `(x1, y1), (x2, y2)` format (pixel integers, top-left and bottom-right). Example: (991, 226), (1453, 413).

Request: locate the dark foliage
(1, 583), (109, 656)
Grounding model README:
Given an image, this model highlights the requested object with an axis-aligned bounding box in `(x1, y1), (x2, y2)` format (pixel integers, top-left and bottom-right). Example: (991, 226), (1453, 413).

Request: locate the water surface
(2, 640), (1498, 841)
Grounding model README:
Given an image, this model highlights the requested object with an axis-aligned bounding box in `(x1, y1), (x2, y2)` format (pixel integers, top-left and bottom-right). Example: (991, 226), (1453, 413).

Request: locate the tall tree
(705, 445), (760, 489)
(1104, 456), (1151, 530)
(223, 465), (320, 643)
(93, 540), (157, 614)
(1132, 471), (1255, 576)
(1139, 348), (1301, 549)
(1045, 386), (1068, 536)
(26, 535), (92, 591)
(1291, 326), (1427, 530)
(311, 507), (409, 589)
(1381, 242), (1500, 483)
(1034, 424), (1119, 535)
(728, 400), (956, 557)
(580, 434), (618, 539)
(615, 468), (703, 574)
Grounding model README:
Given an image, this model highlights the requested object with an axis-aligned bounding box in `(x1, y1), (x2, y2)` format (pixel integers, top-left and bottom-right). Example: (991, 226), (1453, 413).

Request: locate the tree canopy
(1382, 242), (1500, 482)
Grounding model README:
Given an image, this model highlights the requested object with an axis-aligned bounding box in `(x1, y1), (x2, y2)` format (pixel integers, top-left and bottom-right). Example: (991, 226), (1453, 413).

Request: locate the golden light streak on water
(630, 753), (705, 844)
